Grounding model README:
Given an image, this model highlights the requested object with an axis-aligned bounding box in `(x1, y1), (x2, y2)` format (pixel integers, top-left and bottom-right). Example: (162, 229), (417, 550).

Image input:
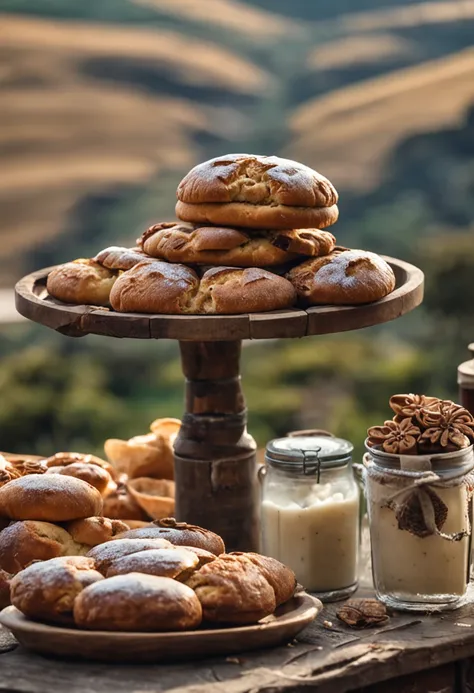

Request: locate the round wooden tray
(15, 257), (424, 341)
(0, 592), (321, 663)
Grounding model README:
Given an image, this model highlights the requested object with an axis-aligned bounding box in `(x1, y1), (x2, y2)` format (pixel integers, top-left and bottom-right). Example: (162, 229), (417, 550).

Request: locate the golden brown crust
(175, 200), (339, 230)
(74, 573), (202, 631)
(117, 518), (225, 556)
(46, 259), (117, 306)
(104, 432), (175, 480)
(0, 475), (103, 522)
(109, 261), (199, 314)
(186, 554), (276, 624)
(126, 478), (175, 520)
(46, 462), (112, 496)
(65, 517), (130, 548)
(0, 569), (12, 609)
(10, 556), (103, 625)
(229, 552), (296, 606)
(287, 249), (396, 306)
(179, 546), (217, 569)
(87, 538), (174, 574)
(0, 521), (88, 574)
(106, 547), (199, 581)
(102, 485), (150, 522)
(139, 221), (336, 267)
(44, 452), (118, 481)
(94, 246), (151, 271)
(110, 262), (296, 315)
(177, 154), (338, 208)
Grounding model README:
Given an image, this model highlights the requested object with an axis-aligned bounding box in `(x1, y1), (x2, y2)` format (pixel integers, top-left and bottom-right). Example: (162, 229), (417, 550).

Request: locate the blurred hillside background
(0, 0), (473, 459)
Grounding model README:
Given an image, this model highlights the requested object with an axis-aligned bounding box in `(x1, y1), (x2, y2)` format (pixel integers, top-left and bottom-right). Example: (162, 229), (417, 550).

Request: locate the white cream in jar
(260, 435), (360, 600)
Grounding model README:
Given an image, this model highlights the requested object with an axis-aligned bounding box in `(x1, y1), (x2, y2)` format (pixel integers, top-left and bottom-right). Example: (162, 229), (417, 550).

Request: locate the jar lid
(265, 435), (353, 475)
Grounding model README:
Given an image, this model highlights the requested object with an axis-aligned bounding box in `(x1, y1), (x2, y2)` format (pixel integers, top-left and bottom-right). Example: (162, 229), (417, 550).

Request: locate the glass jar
(364, 443), (474, 612)
(260, 434), (360, 601)
(458, 343), (474, 416)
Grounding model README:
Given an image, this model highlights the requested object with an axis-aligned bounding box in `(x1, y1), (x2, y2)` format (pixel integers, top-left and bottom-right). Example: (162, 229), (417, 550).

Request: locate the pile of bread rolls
(46, 154), (396, 314)
(0, 418), (180, 606)
(9, 519), (297, 631)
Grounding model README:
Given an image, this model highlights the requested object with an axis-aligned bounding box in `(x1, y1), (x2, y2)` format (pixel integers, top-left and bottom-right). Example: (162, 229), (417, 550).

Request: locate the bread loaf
(46, 259), (117, 306)
(64, 517), (130, 548)
(94, 246), (150, 270)
(106, 547), (199, 581)
(109, 262), (296, 315)
(87, 537), (174, 574)
(116, 518), (225, 556)
(46, 462), (112, 496)
(176, 154), (339, 229)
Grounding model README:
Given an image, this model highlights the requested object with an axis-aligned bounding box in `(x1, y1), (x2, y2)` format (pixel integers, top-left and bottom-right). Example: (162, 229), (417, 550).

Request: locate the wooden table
(2, 585), (474, 693)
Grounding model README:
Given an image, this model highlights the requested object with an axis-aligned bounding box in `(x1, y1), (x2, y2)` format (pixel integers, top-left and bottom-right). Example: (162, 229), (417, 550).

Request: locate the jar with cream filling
(260, 435), (360, 601)
(364, 443), (474, 611)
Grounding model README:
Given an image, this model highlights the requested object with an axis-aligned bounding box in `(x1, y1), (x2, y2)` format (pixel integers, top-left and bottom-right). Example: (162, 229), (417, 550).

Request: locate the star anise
(389, 394), (439, 423)
(419, 402), (474, 451)
(367, 418), (421, 455)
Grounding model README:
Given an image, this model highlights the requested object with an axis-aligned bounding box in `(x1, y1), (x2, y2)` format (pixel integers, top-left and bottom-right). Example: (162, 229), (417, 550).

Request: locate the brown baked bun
(117, 518), (225, 556)
(104, 432), (175, 480)
(44, 451), (118, 481)
(126, 478), (175, 520)
(109, 262), (296, 315)
(46, 462), (112, 496)
(139, 221), (336, 267)
(0, 521), (88, 574)
(186, 554), (276, 624)
(287, 249), (396, 306)
(102, 485), (150, 522)
(176, 154), (338, 229)
(46, 259), (117, 306)
(94, 246), (150, 271)
(229, 552), (296, 606)
(0, 569), (12, 609)
(10, 556), (103, 625)
(87, 538), (174, 574)
(0, 475), (103, 522)
(106, 547), (199, 581)
(64, 517), (130, 548)
(74, 573), (202, 631)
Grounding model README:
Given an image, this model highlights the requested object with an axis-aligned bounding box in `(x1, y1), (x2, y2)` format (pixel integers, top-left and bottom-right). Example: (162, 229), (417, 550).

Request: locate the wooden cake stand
(15, 257), (424, 552)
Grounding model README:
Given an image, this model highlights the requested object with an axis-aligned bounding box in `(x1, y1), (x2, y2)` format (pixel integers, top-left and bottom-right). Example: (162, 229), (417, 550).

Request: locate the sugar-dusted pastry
(87, 537), (174, 574)
(106, 547), (199, 581)
(116, 518), (225, 556)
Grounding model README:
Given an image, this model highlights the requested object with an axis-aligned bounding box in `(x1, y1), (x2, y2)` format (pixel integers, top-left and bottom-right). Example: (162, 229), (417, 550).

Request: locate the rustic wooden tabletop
(2, 584), (474, 693)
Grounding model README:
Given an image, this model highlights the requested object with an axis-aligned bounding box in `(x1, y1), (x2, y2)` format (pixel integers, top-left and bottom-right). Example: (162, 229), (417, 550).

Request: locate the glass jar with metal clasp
(259, 432), (360, 601)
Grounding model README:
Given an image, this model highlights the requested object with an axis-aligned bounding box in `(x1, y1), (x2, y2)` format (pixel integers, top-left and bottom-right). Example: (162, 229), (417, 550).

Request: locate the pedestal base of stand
(174, 450), (260, 552)
(174, 341), (260, 552)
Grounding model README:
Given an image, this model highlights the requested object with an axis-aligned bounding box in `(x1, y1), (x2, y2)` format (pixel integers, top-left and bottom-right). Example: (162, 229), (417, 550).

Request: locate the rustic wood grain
(14, 257), (424, 341)
(2, 586), (474, 693)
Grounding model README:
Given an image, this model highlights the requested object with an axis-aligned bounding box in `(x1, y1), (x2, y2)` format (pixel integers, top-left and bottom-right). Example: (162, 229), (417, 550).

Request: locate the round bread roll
(110, 261), (296, 315)
(104, 432), (175, 480)
(46, 259), (118, 306)
(87, 538), (174, 574)
(44, 452), (118, 481)
(0, 569), (12, 609)
(46, 462), (112, 496)
(117, 518), (225, 556)
(94, 246), (150, 271)
(286, 249), (396, 306)
(0, 521), (88, 574)
(0, 475), (103, 522)
(138, 221), (336, 267)
(186, 554), (276, 624)
(10, 556), (103, 625)
(106, 547), (199, 581)
(102, 485), (150, 522)
(176, 154), (339, 229)
(229, 552), (296, 606)
(65, 517), (130, 548)
(74, 573), (202, 631)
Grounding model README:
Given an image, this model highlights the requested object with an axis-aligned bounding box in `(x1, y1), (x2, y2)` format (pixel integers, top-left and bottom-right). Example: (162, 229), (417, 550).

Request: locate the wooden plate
(14, 257), (423, 341)
(0, 592), (322, 663)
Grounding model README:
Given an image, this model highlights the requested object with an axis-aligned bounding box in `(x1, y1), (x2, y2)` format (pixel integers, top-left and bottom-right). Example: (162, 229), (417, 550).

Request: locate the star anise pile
(367, 394), (474, 455)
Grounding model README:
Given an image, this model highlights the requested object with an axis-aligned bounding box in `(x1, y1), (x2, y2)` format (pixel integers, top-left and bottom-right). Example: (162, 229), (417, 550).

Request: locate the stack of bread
(8, 519), (298, 631)
(46, 154), (396, 314)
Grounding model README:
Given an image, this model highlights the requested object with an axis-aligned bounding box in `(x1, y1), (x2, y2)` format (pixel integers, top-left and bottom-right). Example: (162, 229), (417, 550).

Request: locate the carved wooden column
(173, 341), (260, 552)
